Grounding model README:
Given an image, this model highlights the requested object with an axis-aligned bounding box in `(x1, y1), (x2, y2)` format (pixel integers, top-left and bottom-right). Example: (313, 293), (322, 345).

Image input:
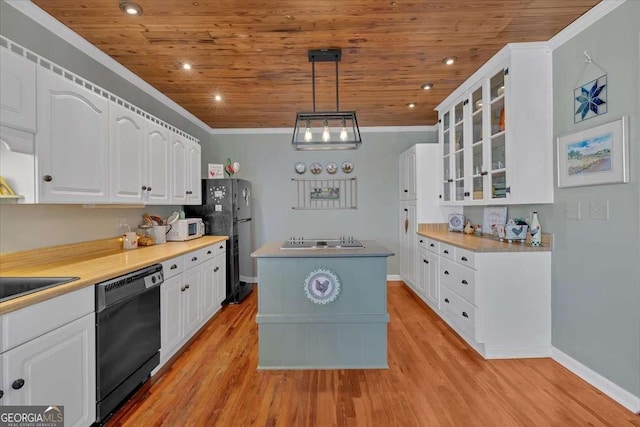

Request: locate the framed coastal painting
(557, 116), (629, 188)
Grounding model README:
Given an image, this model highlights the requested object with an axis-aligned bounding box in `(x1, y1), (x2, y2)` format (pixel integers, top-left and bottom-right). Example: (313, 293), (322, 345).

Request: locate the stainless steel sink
(0, 277), (80, 302)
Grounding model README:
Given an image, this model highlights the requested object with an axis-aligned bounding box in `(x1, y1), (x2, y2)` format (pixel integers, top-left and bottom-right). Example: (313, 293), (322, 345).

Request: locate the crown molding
(5, 0), (212, 134)
(210, 125), (437, 135)
(547, 0), (627, 50)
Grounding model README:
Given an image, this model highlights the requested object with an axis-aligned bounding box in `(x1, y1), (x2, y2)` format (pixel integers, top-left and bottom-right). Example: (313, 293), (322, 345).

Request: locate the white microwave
(166, 218), (204, 241)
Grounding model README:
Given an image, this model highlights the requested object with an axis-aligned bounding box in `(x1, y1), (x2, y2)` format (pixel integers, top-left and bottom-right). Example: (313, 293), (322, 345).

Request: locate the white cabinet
(36, 68), (109, 203)
(109, 104), (171, 204)
(434, 242), (551, 358)
(3, 314), (95, 427)
(399, 147), (416, 200)
(416, 237), (439, 309)
(0, 286), (95, 426)
(160, 244), (226, 366)
(437, 43), (553, 205)
(109, 101), (145, 203)
(171, 133), (201, 205)
(398, 144), (454, 289)
(0, 47), (36, 133)
(399, 200), (417, 288)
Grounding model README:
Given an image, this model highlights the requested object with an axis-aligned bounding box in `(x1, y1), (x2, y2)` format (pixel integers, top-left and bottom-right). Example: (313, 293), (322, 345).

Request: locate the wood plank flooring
(107, 282), (639, 426)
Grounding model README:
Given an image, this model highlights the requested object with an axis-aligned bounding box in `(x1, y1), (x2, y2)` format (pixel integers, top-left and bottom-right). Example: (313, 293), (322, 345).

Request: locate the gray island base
(251, 241), (394, 370)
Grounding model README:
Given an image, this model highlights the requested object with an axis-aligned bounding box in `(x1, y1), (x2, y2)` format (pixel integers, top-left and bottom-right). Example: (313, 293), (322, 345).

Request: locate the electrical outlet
(590, 201), (609, 221)
(565, 201), (581, 220)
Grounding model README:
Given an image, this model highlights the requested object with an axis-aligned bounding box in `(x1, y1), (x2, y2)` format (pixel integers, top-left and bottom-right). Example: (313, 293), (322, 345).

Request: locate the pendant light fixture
(292, 49), (362, 150)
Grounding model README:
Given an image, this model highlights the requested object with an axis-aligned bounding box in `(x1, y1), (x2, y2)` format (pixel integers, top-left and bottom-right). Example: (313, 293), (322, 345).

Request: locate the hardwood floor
(107, 282), (639, 426)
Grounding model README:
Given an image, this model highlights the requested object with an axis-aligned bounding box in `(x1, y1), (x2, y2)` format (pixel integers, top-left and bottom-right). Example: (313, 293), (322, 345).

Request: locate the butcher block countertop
(0, 236), (228, 314)
(418, 223), (552, 253)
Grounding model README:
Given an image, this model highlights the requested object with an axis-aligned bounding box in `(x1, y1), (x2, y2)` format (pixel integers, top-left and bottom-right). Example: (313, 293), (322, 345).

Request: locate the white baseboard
(484, 345), (551, 359)
(551, 347), (640, 414)
(387, 274), (402, 281)
(240, 275), (257, 284)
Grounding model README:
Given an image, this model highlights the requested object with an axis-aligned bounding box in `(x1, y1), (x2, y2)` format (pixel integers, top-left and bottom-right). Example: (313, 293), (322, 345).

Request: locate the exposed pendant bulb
(322, 121), (330, 142)
(340, 119), (348, 141)
(304, 120), (313, 142)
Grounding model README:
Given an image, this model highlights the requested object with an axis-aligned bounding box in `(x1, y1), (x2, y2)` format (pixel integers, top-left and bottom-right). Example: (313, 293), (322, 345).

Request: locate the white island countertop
(252, 240), (394, 258)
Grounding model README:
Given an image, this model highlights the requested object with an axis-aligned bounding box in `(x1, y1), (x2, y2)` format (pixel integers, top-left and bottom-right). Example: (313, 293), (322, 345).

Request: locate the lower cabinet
(411, 236), (551, 359)
(159, 244), (226, 366)
(1, 288), (95, 427)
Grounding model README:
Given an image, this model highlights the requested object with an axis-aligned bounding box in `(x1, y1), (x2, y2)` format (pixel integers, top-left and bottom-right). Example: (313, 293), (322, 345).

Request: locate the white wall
(202, 129), (438, 276)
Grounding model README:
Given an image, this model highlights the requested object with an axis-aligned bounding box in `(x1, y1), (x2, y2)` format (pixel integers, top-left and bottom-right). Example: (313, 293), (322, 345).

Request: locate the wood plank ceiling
(32, 0), (600, 129)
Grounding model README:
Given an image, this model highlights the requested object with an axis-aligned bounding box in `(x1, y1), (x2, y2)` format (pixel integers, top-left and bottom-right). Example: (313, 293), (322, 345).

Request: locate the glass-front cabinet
(437, 43), (553, 205)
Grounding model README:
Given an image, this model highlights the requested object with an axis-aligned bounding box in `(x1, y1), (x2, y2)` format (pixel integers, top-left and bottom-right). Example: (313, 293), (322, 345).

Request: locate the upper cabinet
(0, 38), (200, 206)
(399, 146), (417, 200)
(437, 43), (553, 205)
(36, 68), (110, 203)
(0, 48), (36, 133)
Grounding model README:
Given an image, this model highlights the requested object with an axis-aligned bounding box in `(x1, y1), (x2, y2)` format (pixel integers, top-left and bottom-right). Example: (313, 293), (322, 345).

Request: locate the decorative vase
(530, 211), (542, 246)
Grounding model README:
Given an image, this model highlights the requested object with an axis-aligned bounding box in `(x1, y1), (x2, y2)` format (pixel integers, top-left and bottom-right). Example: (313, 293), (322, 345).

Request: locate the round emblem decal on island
(304, 268), (341, 304)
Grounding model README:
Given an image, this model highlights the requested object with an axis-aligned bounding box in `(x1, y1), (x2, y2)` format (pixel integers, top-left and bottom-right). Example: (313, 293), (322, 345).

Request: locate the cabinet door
(160, 275), (183, 362)
(452, 98), (467, 203)
(3, 313), (96, 427)
(109, 102), (145, 203)
(399, 201), (417, 286)
(215, 252), (227, 306)
(37, 69), (109, 203)
(201, 258), (217, 320)
(487, 69), (508, 201)
(406, 148), (416, 199)
(182, 266), (202, 338)
(470, 84), (487, 202)
(417, 248), (428, 296)
(146, 119), (171, 204)
(426, 252), (439, 307)
(0, 48), (36, 133)
(170, 133), (188, 204)
(186, 140), (202, 205)
(440, 111), (452, 202)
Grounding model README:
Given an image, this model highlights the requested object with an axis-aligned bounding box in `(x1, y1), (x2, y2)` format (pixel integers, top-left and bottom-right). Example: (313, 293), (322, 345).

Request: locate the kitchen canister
(149, 225), (170, 244)
(123, 232), (138, 250)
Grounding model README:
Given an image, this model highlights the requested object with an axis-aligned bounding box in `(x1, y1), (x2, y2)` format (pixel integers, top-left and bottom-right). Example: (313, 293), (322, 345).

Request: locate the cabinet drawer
(185, 249), (205, 269)
(161, 256), (184, 279)
(450, 263), (476, 304)
(455, 247), (476, 269)
(426, 238), (439, 254)
(213, 240), (227, 257)
(416, 235), (427, 249)
(1, 286), (93, 352)
(440, 243), (455, 260)
(199, 244), (218, 262)
(440, 286), (477, 340)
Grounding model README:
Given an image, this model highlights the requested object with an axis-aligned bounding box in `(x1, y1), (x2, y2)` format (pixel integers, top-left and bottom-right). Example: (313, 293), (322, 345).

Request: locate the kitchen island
(251, 240), (393, 370)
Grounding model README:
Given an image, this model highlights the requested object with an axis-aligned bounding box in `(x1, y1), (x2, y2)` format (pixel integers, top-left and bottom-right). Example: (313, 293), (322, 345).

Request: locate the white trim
(5, 0), (211, 134)
(483, 345), (551, 359)
(210, 125), (437, 135)
(551, 346), (640, 414)
(387, 274), (402, 281)
(547, 0), (627, 50)
(240, 275), (257, 284)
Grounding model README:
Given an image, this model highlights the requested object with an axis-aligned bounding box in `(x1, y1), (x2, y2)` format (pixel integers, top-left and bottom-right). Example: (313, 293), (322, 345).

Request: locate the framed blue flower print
(574, 74), (607, 123)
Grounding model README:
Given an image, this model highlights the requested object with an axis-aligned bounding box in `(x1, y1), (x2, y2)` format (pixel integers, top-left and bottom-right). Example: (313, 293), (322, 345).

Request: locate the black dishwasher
(95, 264), (163, 424)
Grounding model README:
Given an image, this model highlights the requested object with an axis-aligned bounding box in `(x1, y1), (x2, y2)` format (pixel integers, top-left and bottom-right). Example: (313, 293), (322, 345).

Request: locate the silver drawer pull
(443, 250), (449, 254)
(461, 256), (468, 261)
(444, 270), (450, 275)
(462, 312), (469, 318)
(170, 264), (178, 270)
(461, 280), (468, 285)
(444, 298), (450, 303)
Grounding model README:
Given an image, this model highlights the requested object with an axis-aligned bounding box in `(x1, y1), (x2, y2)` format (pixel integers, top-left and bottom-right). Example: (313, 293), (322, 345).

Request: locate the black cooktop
(0, 277), (80, 302)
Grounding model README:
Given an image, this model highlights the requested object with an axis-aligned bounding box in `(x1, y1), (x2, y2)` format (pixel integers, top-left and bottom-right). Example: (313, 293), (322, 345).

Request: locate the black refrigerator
(185, 178), (253, 304)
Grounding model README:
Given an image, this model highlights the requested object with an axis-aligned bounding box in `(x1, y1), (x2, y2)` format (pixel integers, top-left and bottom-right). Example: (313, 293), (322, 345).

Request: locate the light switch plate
(565, 201), (581, 220)
(590, 201), (609, 220)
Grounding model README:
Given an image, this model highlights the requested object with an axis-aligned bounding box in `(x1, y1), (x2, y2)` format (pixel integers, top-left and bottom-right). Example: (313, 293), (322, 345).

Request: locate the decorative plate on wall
(341, 161), (354, 173)
(326, 162), (338, 174)
(310, 162), (322, 175)
(294, 162), (306, 174)
(304, 268), (341, 304)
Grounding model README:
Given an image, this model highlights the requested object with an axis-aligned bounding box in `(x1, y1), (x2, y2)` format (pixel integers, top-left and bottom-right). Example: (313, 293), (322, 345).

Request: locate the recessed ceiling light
(214, 94), (223, 102)
(406, 102), (417, 109)
(119, 1), (143, 15)
(182, 63), (192, 70)
(421, 83), (434, 90)
(442, 57), (457, 65)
